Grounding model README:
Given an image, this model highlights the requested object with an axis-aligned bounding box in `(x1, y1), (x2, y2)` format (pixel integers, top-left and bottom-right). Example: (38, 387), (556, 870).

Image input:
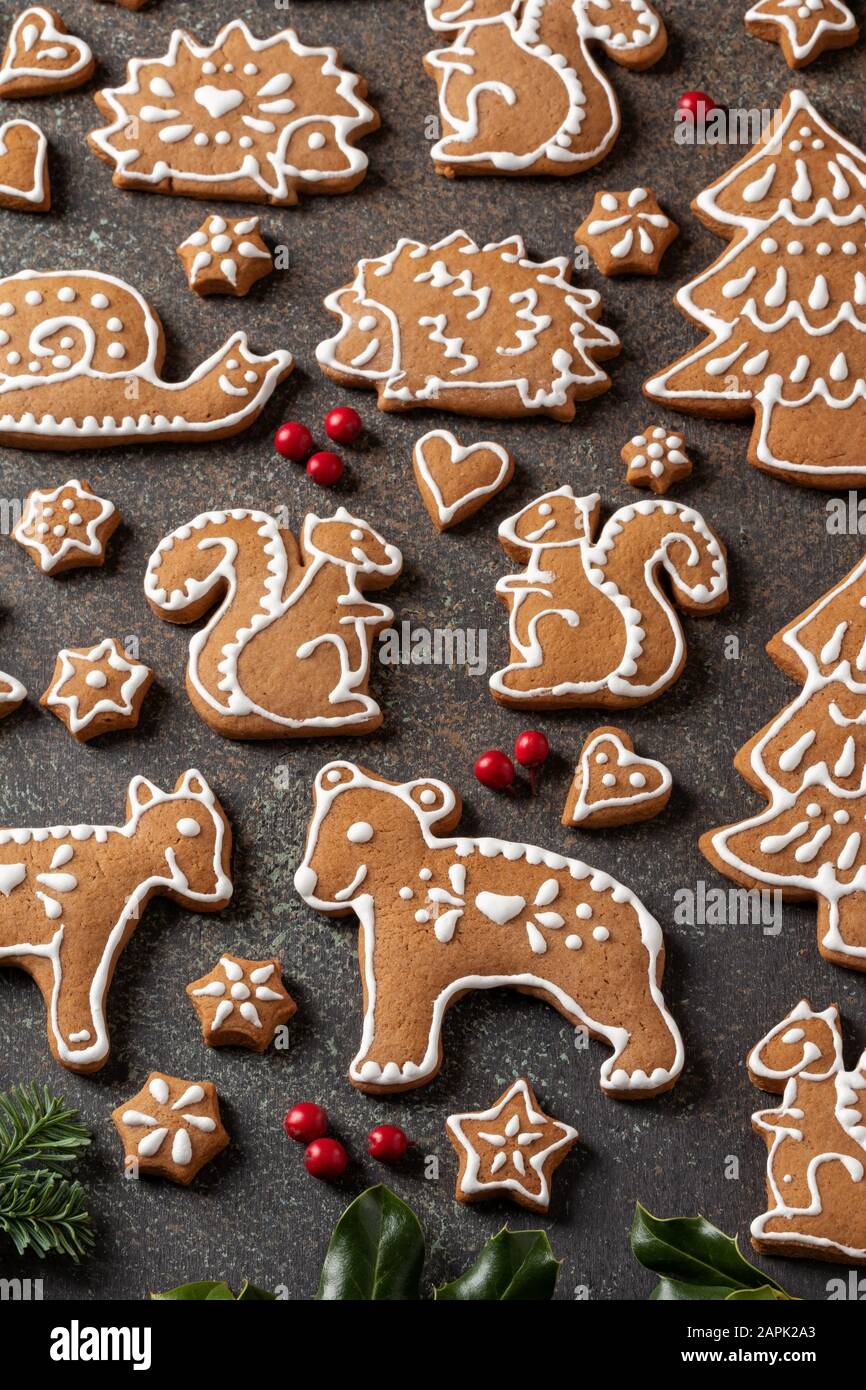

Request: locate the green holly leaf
(726, 1285), (788, 1301)
(236, 1281), (276, 1301)
(151, 1281), (237, 1301)
(632, 1205), (792, 1301)
(434, 1228), (560, 1301)
(316, 1185), (424, 1301)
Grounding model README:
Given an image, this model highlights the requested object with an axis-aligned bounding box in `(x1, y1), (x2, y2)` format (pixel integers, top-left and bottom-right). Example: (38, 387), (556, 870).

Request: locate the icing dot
(787, 241), (804, 255)
(25, 290), (42, 305)
(215, 131), (231, 146)
(595, 752), (609, 765)
(6, 351), (20, 365)
(600, 193), (619, 211)
(57, 287), (76, 303)
(358, 315), (377, 331)
(239, 136), (253, 148)
(194, 132), (209, 147)
(761, 238), (778, 254)
(812, 140), (824, 150)
(806, 803), (821, 818)
(346, 821), (373, 844)
(783, 1174), (792, 1183)
(799, 127), (811, 137)
(325, 770), (342, 783)
(308, 131), (326, 150)
(415, 910), (430, 924)
(85, 670), (107, 689)
(107, 317), (123, 332)
(230, 981), (249, 999)
(565, 935), (582, 950)
(601, 773), (617, 787)
(244, 63), (258, 75)
(52, 525), (65, 537)
(398, 886), (413, 900)
(538, 503), (552, 517)
(60, 336), (74, 349)
(817, 242), (832, 256)
(226, 358), (239, 370)
(211, 234), (232, 253)
(244, 370), (258, 383)
(107, 343), (126, 360)
(419, 867), (432, 881)
(69, 513), (82, 525)
(575, 903), (592, 920)
(28, 361), (40, 373)
(0, 303), (14, 317)
(834, 810), (850, 825)
(223, 63), (235, 73)
(202, 61), (217, 75)
(629, 773), (647, 788)
(36, 523), (48, 535)
(90, 293), (109, 309)
(51, 355), (71, 369)
(62, 498), (73, 510)
(177, 818), (201, 837)
(592, 926), (610, 942)
(419, 789), (437, 805)
(648, 443), (664, 459)
(789, 140), (802, 153)
(843, 242), (857, 255)
(0, 331), (7, 346)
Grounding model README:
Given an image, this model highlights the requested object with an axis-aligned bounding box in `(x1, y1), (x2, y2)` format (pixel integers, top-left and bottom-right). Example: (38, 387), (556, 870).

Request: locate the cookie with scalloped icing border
(413, 429), (514, 530)
(576, 189), (679, 276)
(745, 0), (859, 69)
(41, 637), (153, 741)
(15, 479), (119, 574)
(562, 726), (673, 828)
(0, 8), (94, 98)
(0, 119), (49, 212)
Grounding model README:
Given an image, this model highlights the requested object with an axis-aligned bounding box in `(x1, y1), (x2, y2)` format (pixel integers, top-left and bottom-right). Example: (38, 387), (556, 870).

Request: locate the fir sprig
(0, 1084), (94, 1261)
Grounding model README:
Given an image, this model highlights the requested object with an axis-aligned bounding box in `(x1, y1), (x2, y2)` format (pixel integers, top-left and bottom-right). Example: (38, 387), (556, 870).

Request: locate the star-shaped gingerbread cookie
(177, 214), (273, 297)
(576, 188), (679, 276)
(112, 1073), (229, 1185)
(187, 954), (297, 1051)
(14, 479), (119, 574)
(621, 426), (693, 494)
(446, 1077), (577, 1212)
(562, 726), (673, 828)
(41, 637), (153, 741)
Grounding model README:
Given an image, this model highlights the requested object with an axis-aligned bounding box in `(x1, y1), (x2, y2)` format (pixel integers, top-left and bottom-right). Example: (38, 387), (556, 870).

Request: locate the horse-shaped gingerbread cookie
(0, 770), (232, 1073)
(145, 507), (402, 739)
(490, 487), (729, 707)
(749, 1001), (866, 1263)
(294, 760), (684, 1097)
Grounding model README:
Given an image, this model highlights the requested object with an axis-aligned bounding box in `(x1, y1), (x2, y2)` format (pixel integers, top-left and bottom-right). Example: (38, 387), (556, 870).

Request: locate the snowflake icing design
(115, 1074), (227, 1178)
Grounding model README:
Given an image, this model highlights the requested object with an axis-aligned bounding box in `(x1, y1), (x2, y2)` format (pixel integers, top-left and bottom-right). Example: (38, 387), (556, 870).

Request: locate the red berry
(283, 1102), (328, 1143)
(677, 90), (718, 120)
(474, 749), (515, 792)
(514, 730), (550, 769)
(306, 450), (343, 486)
(324, 406), (363, 446)
(304, 1136), (348, 1180)
(367, 1124), (408, 1163)
(274, 420), (314, 462)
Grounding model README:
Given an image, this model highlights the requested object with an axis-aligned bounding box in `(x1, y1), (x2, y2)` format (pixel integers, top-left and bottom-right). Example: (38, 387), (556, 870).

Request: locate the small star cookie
(177, 214), (273, 298)
(187, 954), (297, 1051)
(622, 426), (693, 494)
(745, 0), (859, 68)
(41, 637), (153, 741)
(0, 7), (95, 98)
(0, 670), (26, 719)
(562, 727), (673, 828)
(0, 118), (49, 212)
(112, 1073), (229, 1185)
(446, 1077), (577, 1212)
(576, 188), (679, 276)
(14, 479), (119, 574)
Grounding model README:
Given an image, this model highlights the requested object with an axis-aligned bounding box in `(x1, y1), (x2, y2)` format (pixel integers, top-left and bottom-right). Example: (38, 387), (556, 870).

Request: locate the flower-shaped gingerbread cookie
(576, 188), (678, 276)
(562, 727), (672, 828)
(187, 954), (296, 1051)
(0, 7), (94, 97)
(112, 1073), (229, 1185)
(178, 215), (273, 297)
(621, 426), (693, 495)
(41, 637), (153, 741)
(15, 479), (119, 574)
(446, 1078), (577, 1212)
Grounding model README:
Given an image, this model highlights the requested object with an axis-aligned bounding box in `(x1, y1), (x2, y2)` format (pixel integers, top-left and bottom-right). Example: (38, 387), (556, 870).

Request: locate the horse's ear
(176, 770), (210, 798)
(406, 778), (459, 826)
(127, 775), (161, 811)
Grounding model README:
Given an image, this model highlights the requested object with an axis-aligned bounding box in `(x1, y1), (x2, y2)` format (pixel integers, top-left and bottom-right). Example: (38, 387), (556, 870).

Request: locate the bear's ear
(315, 763), (358, 798)
(127, 775), (161, 811)
(406, 778), (459, 827)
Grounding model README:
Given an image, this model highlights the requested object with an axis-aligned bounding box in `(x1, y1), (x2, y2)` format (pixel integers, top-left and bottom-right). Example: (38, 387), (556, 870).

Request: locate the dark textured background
(0, 0), (864, 1302)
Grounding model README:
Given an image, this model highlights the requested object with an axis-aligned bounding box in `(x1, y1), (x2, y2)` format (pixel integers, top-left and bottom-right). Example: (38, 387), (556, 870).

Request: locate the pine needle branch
(0, 1172), (95, 1261)
(0, 1083), (91, 1182)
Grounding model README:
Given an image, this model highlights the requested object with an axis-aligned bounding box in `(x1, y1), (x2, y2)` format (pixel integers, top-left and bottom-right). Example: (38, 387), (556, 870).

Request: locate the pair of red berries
(283, 1102), (409, 1180)
(475, 730), (550, 795)
(274, 406), (363, 487)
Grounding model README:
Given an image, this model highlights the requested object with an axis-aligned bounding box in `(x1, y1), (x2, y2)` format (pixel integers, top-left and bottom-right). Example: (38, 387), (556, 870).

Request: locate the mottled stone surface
(0, 0), (863, 1302)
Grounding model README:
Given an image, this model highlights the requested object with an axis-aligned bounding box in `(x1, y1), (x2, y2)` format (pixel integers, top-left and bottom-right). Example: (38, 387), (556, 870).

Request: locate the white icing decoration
(566, 729), (672, 823)
(0, 8), (92, 95)
(413, 429), (512, 526)
(14, 479), (115, 573)
(446, 1078), (577, 1206)
(44, 638), (151, 734)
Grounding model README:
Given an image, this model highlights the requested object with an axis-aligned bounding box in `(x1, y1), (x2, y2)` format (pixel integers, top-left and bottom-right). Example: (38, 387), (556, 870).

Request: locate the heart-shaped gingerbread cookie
(562, 726), (672, 828)
(0, 118), (49, 211)
(0, 7), (94, 98)
(413, 429), (514, 530)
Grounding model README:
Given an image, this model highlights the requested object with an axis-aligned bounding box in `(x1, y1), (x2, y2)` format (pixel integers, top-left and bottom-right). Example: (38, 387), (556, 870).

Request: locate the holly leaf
(236, 1280), (276, 1301)
(434, 1228), (560, 1301)
(316, 1185), (424, 1301)
(632, 1205), (792, 1300)
(151, 1281), (237, 1301)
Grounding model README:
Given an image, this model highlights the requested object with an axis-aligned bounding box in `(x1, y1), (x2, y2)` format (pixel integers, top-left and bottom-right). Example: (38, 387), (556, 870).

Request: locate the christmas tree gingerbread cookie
(424, 0), (667, 178)
(317, 230), (619, 421)
(749, 1001), (866, 1262)
(745, 0), (859, 69)
(489, 488), (728, 709)
(562, 727), (672, 827)
(702, 552), (866, 971)
(646, 90), (866, 489)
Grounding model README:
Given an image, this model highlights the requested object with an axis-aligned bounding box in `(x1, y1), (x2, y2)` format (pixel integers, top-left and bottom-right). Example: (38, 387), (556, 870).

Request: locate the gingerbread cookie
(576, 189), (678, 276)
(489, 488), (728, 710)
(0, 671), (26, 719)
(424, 0), (667, 178)
(187, 954), (296, 1050)
(0, 8), (94, 97)
(702, 551), (866, 972)
(317, 230), (619, 420)
(646, 89), (866, 490)
(15, 479), (119, 574)
(0, 269), (292, 450)
(146, 507), (401, 740)
(88, 19), (379, 206)
(413, 429), (514, 530)
(0, 770), (232, 1072)
(177, 215), (273, 298)
(446, 1077), (577, 1212)
(112, 1074), (229, 1184)
(562, 727), (672, 828)
(622, 426), (693, 495)
(749, 1001), (866, 1262)
(41, 638), (153, 741)
(293, 760), (684, 1098)
(0, 119), (49, 212)
(746, 0), (859, 68)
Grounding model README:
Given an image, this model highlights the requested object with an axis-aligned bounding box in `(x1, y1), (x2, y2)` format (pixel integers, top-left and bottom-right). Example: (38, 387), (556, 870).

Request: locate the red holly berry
(367, 1124), (408, 1163)
(474, 749), (515, 792)
(514, 729), (550, 795)
(283, 1102), (328, 1143)
(304, 1136), (348, 1180)
(306, 451), (344, 486)
(324, 406), (363, 446)
(677, 90), (718, 121)
(274, 420), (314, 462)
